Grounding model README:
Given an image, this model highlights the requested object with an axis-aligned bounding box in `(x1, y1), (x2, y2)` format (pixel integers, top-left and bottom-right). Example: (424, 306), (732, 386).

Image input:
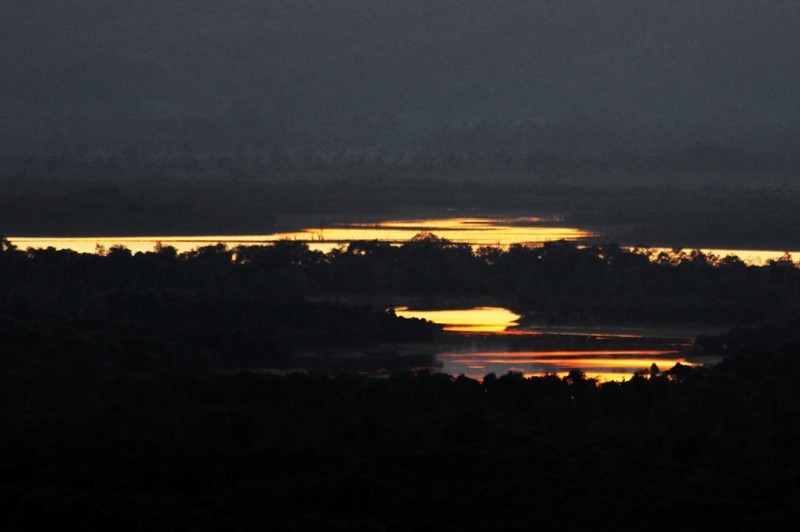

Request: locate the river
(394, 306), (719, 382)
(8, 215), (798, 264)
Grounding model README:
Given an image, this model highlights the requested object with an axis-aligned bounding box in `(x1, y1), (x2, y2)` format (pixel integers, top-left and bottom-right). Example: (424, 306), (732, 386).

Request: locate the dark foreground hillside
(2, 324), (800, 531)
(2, 240), (800, 530)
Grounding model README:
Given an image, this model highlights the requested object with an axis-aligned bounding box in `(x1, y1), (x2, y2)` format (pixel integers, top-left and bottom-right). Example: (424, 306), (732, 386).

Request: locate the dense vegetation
(2, 233), (799, 372)
(0, 238), (444, 373)
(2, 235), (800, 370)
(2, 237), (800, 529)
(8, 234), (797, 327)
(3, 319), (800, 530)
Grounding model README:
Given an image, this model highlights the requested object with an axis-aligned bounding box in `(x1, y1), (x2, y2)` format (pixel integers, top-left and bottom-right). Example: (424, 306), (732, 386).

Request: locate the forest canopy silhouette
(2, 236), (800, 529)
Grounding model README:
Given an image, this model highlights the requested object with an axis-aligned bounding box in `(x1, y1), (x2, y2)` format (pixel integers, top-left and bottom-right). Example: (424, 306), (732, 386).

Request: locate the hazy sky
(2, 1), (799, 143)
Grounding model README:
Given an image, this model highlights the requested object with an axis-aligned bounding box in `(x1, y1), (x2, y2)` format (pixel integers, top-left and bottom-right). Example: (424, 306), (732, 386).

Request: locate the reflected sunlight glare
(7, 217), (591, 254)
(439, 350), (699, 382)
(269, 217), (593, 247)
(9, 217), (798, 265)
(393, 306), (522, 333)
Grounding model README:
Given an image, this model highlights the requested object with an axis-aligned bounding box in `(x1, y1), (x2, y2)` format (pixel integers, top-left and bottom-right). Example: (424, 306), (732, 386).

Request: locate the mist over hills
(2, 1), (800, 176)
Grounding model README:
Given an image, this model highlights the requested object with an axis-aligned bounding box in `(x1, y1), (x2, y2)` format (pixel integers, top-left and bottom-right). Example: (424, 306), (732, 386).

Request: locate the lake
(8, 215), (798, 264)
(394, 306), (716, 382)
(5, 216), (591, 254)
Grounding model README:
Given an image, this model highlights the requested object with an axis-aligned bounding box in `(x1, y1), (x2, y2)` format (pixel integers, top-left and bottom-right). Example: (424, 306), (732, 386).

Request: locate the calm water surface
(394, 306), (522, 333)
(9, 216), (797, 264)
(7, 216), (591, 254)
(394, 306), (714, 382)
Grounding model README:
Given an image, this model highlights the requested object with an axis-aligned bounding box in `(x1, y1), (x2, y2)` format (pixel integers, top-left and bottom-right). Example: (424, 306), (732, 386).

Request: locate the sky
(1, 1), (799, 154)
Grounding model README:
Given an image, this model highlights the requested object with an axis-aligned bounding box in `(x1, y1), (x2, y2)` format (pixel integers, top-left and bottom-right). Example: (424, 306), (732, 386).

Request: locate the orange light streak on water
(4, 235), (276, 255)
(461, 350), (682, 359)
(9, 217), (799, 265)
(6, 217), (591, 254)
(270, 217), (594, 247)
(440, 350), (698, 382)
(392, 306), (709, 381)
(638, 247), (799, 266)
(394, 306), (521, 333)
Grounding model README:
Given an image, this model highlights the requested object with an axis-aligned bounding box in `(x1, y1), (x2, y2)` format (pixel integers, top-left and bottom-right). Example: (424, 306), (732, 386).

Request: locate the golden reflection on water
(643, 247), (798, 265)
(7, 217), (591, 254)
(271, 217), (593, 247)
(4, 235), (273, 255)
(472, 350), (682, 358)
(8, 217), (799, 265)
(393, 306), (522, 333)
(440, 350), (695, 382)
(393, 306), (702, 381)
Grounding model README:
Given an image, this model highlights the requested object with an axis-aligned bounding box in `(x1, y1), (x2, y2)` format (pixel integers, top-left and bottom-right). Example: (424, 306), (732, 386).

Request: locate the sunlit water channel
(394, 306), (713, 382)
(9, 216), (798, 264)
(7, 216), (591, 254)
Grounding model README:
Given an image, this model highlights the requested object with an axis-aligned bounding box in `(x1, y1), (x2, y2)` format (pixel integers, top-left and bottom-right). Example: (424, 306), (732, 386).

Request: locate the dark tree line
(323, 238), (799, 325)
(2, 317), (800, 530)
(3, 235), (799, 331)
(0, 237), (441, 373)
(256, 237), (799, 327)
